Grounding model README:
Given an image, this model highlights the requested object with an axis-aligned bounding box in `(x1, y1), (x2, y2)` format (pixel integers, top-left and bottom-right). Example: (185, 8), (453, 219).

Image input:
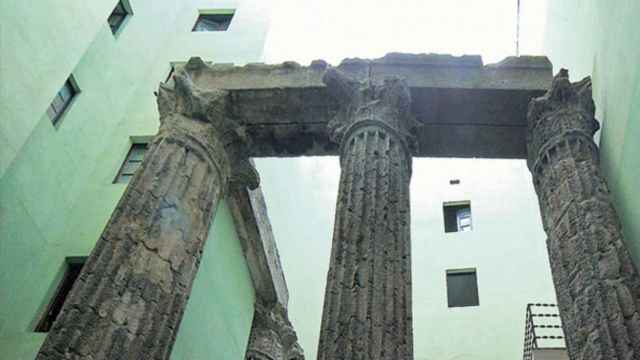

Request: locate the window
(108, 0), (132, 35)
(35, 258), (86, 332)
(115, 142), (148, 183)
(192, 10), (235, 32)
(443, 201), (472, 233)
(46, 77), (78, 125)
(449, 179), (460, 185)
(446, 269), (479, 308)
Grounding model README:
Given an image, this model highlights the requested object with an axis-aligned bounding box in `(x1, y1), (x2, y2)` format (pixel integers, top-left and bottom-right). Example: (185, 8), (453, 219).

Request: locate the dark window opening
(46, 77), (78, 126)
(35, 258), (85, 332)
(193, 11), (235, 32)
(446, 269), (479, 308)
(115, 142), (148, 183)
(449, 179), (460, 185)
(108, 0), (131, 35)
(443, 201), (472, 233)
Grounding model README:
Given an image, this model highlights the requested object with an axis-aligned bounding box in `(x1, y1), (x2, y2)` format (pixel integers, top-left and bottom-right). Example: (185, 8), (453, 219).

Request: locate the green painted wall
(173, 201), (256, 359)
(0, 0), (269, 358)
(544, 0), (640, 265)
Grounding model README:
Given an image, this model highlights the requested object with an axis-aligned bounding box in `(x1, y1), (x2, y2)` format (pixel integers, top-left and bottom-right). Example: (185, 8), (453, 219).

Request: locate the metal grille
(523, 303), (565, 360)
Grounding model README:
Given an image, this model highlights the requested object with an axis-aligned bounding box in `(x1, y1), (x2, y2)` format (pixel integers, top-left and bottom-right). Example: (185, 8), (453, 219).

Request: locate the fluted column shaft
(37, 60), (259, 360)
(317, 69), (416, 360)
(527, 70), (640, 360)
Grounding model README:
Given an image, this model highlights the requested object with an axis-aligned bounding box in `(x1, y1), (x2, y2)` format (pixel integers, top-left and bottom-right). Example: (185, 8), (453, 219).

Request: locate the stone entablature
(171, 53), (552, 159)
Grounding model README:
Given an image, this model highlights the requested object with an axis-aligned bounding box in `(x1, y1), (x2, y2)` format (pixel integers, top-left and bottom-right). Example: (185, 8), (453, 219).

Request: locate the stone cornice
(169, 54), (552, 159)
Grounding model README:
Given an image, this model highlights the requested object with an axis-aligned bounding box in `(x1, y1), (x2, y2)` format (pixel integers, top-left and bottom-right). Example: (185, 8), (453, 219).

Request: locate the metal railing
(523, 303), (565, 360)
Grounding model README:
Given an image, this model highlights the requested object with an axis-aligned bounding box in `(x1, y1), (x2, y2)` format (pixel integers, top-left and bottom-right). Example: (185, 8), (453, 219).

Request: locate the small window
(115, 142), (148, 183)
(443, 201), (472, 233)
(108, 0), (132, 35)
(446, 269), (479, 308)
(46, 77), (78, 126)
(449, 179), (460, 185)
(35, 258), (86, 332)
(192, 10), (235, 32)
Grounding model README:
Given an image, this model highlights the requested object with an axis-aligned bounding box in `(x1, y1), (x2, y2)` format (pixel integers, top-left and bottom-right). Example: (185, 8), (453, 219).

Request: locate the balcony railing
(523, 303), (566, 360)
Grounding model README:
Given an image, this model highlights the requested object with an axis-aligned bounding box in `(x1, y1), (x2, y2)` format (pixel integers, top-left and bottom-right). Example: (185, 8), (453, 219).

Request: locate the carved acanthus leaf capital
(156, 58), (259, 190)
(246, 301), (304, 360)
(322, 67), (419, 150)
(526, 69), (600, 168)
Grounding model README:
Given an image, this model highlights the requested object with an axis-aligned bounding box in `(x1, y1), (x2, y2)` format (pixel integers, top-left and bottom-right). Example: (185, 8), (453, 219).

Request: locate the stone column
(527, 69), (640, 360)
(245, 300), (304, 360)
(36, 58), (259, 360)
(317, 68), (417, 360)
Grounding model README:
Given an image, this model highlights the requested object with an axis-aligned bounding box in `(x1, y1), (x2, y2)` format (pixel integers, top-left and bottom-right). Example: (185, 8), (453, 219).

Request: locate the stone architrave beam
(36, 58), (260, 360)
(228, 184), (304, 359)
(178, 53), (552, 159)
(527, 70), (640, 360)
(317, 67), (416, 359)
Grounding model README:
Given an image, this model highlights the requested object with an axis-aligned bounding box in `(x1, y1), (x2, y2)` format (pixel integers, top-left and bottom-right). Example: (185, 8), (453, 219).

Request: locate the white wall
(256, 157), (558, 360)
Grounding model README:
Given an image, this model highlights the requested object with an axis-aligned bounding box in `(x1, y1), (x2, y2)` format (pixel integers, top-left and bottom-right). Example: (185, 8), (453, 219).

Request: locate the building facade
(0, 1), (273, 359)
(3, 1), (639, 360)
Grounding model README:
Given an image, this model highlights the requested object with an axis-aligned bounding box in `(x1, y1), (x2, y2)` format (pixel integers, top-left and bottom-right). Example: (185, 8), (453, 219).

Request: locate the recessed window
(446, 269), (479, 308)
(449, 179), (460, 185)
(108, 0), (132, 35)
(192, 10), (235, 32)
(443, 201), (472, 233)
(46, 76), (79, 126)
(35, 258), (85, 332)
(115, 142), (148, 183)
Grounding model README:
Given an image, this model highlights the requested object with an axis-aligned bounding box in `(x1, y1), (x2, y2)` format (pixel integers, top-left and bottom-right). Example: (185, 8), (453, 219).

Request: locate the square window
(114, 142), (148, 183)
(446, 269), (479, 308)
(47, 76), (79, 126)
(108, 0), (132, 35)
(192, 10), (235, 32)
(443, 201), (472, 233)
(35, 258), (86, 332)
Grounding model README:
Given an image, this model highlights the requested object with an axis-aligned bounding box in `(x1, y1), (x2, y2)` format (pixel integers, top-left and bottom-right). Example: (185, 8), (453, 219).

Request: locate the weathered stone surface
(317, 68), (414, 360)
(527, 69), (640, 360)
(177, 53), (552, 159)
(229, 183), (290, 309)
(245, 300), (304, 360)
(36, 58), (259, 360)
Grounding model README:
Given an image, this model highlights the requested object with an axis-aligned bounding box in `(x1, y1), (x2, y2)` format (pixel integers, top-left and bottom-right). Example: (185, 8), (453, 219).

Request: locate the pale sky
(256, 1), (550, 358)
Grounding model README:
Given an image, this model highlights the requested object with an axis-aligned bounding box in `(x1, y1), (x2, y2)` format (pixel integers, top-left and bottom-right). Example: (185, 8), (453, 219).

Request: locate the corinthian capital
(156, 57), (259, 190)
(322, 67), (419, 148)
(246, 301), (304, 360)
(526, 69), (600, 168)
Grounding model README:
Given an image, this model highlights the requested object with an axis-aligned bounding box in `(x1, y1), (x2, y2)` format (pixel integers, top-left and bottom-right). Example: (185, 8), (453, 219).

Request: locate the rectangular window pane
(115, 143), (148, 183)
(47, 76), (78, 125)
(443, 202), (472, 233)
(108, 1), (131, 34)
(58, 81), (74, 102)
(193, 12), (234, 32)
(447, 270), (479, 308)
